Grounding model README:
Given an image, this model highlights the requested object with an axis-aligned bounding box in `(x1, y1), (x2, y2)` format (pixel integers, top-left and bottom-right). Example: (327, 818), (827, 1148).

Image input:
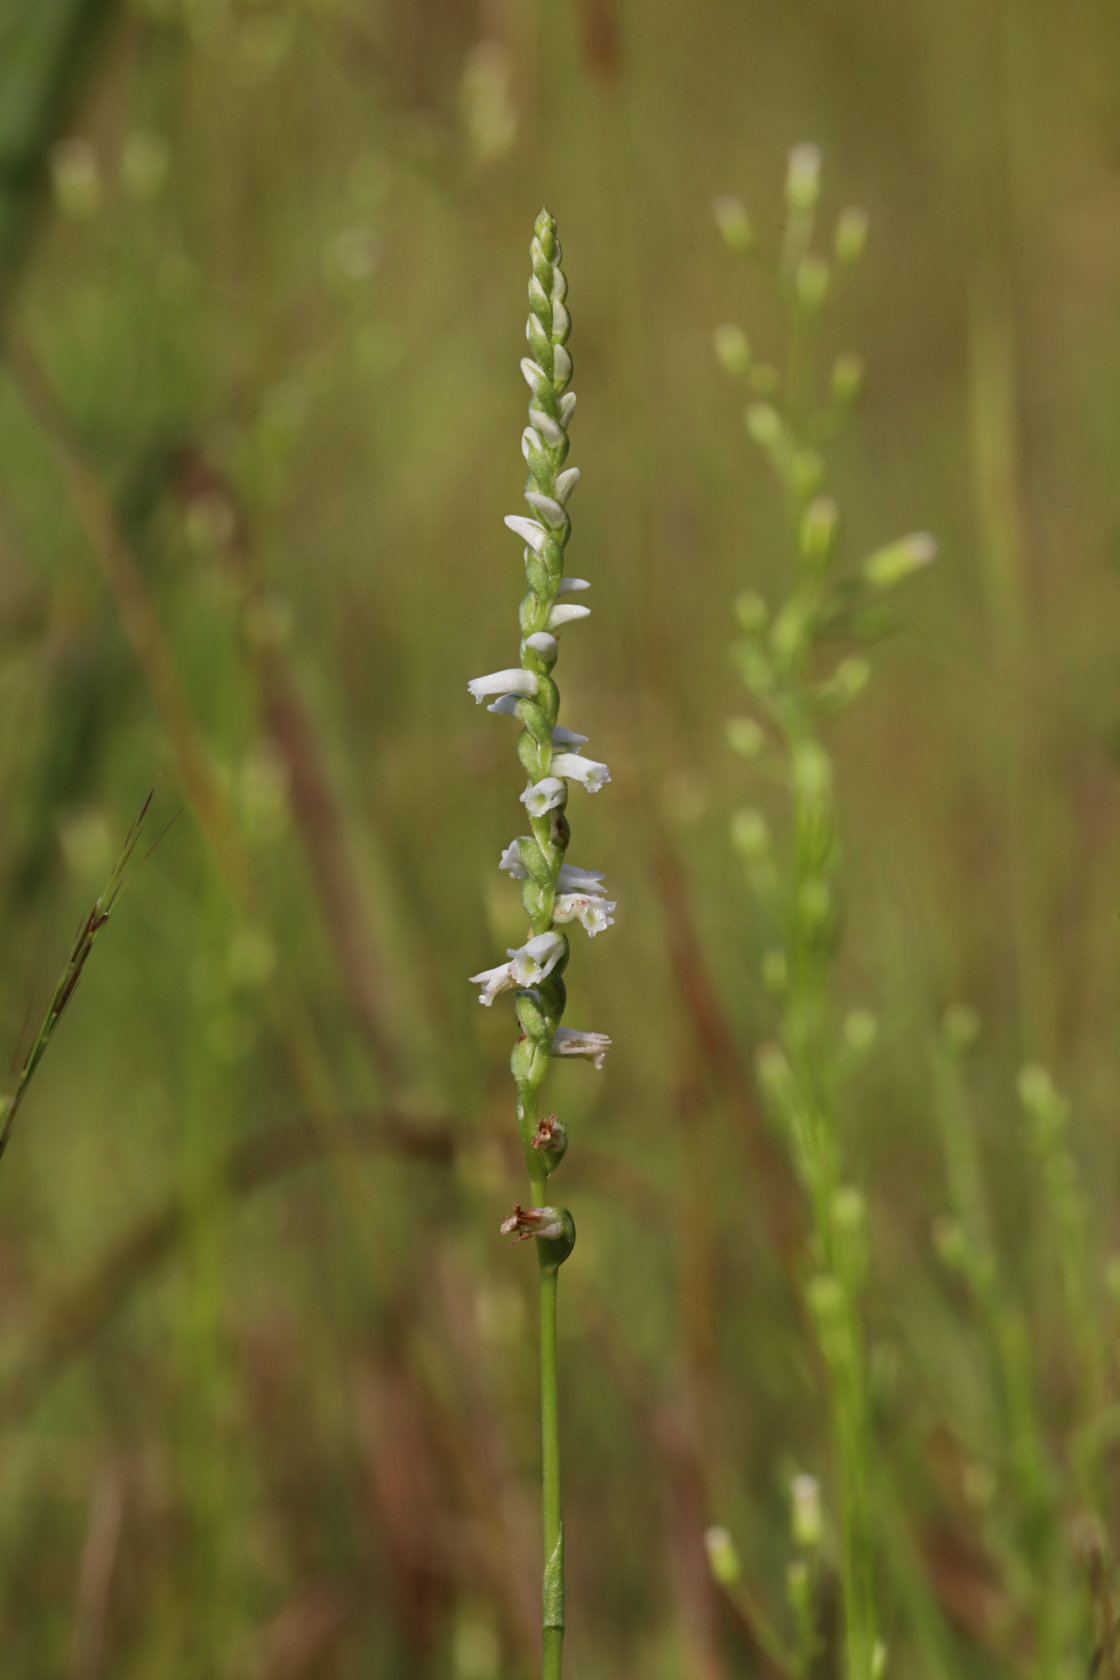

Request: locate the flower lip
(468, 961), (516, 1006)
(508, 931), (565, 986)
(468, 668), (539, 705)
(551, 725), (588, 749)
(551, 752), (610, 792)
(550, 1027), (612, 1070)
(520, 777), (566, 817)
(553, 893), (616, 937)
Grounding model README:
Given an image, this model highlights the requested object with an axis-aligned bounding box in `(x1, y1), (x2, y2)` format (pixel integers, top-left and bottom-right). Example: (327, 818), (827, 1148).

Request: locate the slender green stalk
(468, 209), (614, 1678)
(716, 148), (934, 1680)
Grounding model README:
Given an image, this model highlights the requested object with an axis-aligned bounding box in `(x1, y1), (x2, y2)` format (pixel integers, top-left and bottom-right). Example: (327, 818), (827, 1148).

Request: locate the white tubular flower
(559, 392), (577, 428)
(509, 931), (565, 986)
(487, 694), (523, 718)
(521, 426), (546, 459)
(555, 467), (580, 503)
(523, 631), (558, 664)
(528, 404), (563, 448)
(499, 839), (525, 875)
(547, 604), (591, 632)
(552, 752), (610, 791)
(557, 863), (606, 894)
(468, 668), (539, 705)
(554, 893), (616, 937)
(524, 491), (566, 528)
(504, 514), (548, 554)
(557, 577), (590, 595)
(551, 1027), (612, 1070)
(469, 961), (517, 1006)
(521, 776), (566, 816)
(520, 356), (545, 389)
(551, 725), (588, 749)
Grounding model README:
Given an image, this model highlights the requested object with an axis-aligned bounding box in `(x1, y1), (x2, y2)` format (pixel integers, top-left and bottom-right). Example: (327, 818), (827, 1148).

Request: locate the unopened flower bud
(731, 809), (770, 863)
(800, 496), (839, 570)
(831, 351), (865, 406)
(733, 591), (769, 633)
(713, 323), (751, 376)
(725, 717), (765, 758)
(746, 401), (783, 451)
(704, 1525), (741, 1586)
(835, 205), (869, 265)
(791, 1473), (823, 1549)
(795, 255), (830, 311)
(785, 143), (822, 212)
(862, 532), (937, 591)
(713, 195), (754, 252)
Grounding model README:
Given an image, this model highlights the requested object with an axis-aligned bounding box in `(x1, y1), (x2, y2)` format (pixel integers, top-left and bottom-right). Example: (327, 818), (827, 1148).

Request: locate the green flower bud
(704, 1525), (741, 1586)
(731, 809), (771, 862)
(795, 254), (830, 312)
(800, 496), (839, 570)
(725, 717), (765, 758)
(713, 323), (750, 376)
(733, 591), (769, 633)
(862, 532), (937, 591)
(785, 143), (822, 213)
(834, 206), (869, 266)
(713, 195), (754, 252)
(831, 352), (864, 406)
(791, 1474), (823, 1549)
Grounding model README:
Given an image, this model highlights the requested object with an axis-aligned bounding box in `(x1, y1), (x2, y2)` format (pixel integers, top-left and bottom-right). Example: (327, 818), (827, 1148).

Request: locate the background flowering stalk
(714, 149), (935, 1680)
(468, 208), (611, 1680)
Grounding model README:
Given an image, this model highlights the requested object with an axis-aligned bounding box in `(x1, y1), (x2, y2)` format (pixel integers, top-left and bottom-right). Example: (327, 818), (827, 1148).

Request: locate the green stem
(539, 1250), (564, 1680)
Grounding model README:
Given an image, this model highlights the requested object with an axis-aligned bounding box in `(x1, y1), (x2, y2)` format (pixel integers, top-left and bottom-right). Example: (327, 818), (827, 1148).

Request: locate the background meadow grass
(2, 1), (1120, 1675)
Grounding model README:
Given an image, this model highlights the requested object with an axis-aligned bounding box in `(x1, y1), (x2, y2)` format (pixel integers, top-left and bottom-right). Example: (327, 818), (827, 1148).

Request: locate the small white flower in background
(551, 752), (610, 791)
(521, 777), (566, 817)
(550, 1028), (612, 1070)
(468, 668), (540, 705)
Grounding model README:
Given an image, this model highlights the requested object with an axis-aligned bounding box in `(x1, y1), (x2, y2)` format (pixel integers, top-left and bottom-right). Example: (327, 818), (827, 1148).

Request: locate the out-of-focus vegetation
(1, 2), (1120, 1676)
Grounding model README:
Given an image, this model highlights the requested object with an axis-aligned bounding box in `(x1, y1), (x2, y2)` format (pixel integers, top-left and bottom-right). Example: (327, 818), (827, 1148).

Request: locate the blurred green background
(2, 1), (1120, 1675)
